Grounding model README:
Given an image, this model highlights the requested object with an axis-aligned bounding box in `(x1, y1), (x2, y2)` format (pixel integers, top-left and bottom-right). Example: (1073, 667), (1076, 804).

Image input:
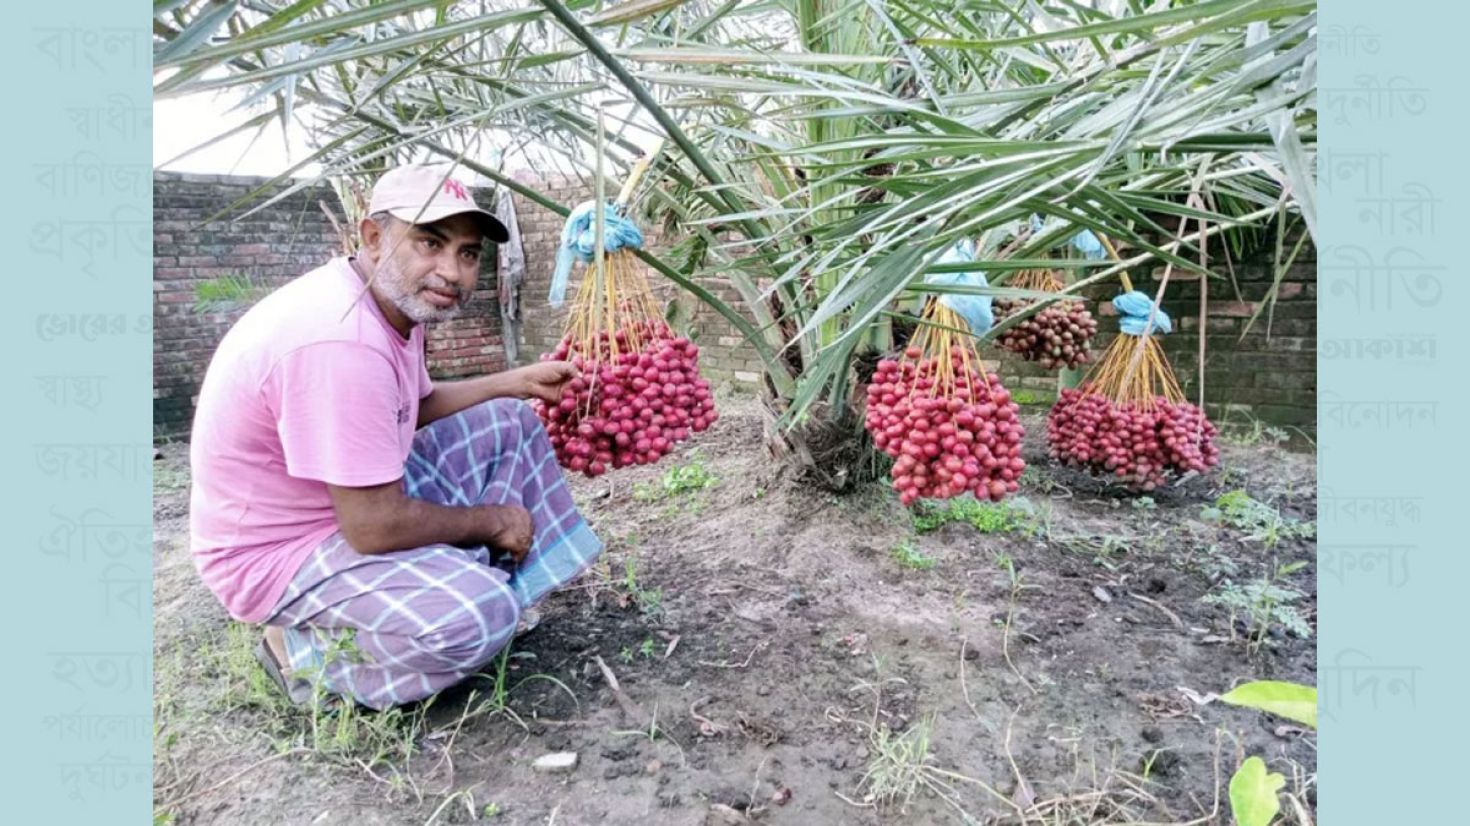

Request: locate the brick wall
(153, 171), (507, 437)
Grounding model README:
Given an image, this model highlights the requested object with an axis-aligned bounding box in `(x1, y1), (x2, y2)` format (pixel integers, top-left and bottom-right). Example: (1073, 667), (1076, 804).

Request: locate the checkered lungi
(265, 398), (602, 710)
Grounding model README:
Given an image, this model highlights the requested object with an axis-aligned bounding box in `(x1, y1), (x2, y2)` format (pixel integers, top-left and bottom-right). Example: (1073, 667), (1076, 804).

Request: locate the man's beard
(376, 256), (467, 324)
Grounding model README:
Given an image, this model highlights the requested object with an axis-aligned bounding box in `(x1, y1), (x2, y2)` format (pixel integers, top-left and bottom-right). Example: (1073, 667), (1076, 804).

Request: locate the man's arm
(326, 479), (532, 559)
(417, 362), (578, 429)
(417, 372), (527, 429)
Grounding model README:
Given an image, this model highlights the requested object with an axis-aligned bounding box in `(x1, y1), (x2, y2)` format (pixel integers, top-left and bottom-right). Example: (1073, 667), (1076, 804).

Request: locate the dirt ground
(153, 395), (1317, 825)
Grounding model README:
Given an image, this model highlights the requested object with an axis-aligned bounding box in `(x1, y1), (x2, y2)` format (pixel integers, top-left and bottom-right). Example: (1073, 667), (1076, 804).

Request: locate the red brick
(1213, 301), (1256, 317)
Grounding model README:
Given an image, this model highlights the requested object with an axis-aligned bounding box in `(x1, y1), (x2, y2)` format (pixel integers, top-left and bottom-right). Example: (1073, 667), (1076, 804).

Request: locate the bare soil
(153, 396), (1316, 825)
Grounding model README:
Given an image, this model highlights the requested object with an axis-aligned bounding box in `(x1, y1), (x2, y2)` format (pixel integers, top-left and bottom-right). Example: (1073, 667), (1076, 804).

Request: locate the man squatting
(188, 164), (603, 709)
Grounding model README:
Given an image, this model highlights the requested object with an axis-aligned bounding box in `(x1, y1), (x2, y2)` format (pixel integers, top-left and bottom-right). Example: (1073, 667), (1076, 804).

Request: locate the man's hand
(419, 362), (582, 429)
(516, 361), (579, 405)
(326, 481), (534, 562)
(480, 504), (533, 564)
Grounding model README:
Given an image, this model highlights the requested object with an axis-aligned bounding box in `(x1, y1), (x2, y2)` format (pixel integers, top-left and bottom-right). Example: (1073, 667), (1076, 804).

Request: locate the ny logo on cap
(442, 179), (469, 201)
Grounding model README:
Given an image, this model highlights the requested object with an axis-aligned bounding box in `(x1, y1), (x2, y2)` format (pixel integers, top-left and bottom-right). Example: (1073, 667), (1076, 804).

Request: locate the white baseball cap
(367, 163), (509, 243)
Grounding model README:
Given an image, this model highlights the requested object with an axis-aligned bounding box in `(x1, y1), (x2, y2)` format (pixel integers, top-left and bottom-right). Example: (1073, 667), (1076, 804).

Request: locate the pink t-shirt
(189, 257), (433, 623)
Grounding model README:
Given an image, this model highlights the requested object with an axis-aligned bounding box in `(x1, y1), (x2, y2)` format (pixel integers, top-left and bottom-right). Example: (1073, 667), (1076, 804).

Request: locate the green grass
(218, 622), (289, 711)
(1202, 560), (1314, 653)
(1202, 578), (1312, 638)
(912, 495), (1042, 537)
(1189, 543), (1241, 581)
(621, 555), (664, 618)
(155, 615), (581, 822)
(1201, 490), (1314, 550)
(219, 626), (431, 766)
(634, 451), (719, 510)
(156, 622), (428, 816)
(859, 715), (937, 809)
(193, 274), (273, 314)
(636, 451), (717, 498)
(890, 538), (936, 571)
(1060, 533), (1132, 569)
(1010, 389), (1056, 407)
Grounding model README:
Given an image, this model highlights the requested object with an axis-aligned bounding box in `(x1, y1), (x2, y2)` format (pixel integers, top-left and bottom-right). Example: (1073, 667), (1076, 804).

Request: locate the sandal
(255, 635), (329, 709)
(515, 606), (542, 637)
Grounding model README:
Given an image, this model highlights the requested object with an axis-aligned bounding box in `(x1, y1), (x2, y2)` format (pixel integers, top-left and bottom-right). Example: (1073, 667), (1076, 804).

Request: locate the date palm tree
(154, 0), (1316, 485)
